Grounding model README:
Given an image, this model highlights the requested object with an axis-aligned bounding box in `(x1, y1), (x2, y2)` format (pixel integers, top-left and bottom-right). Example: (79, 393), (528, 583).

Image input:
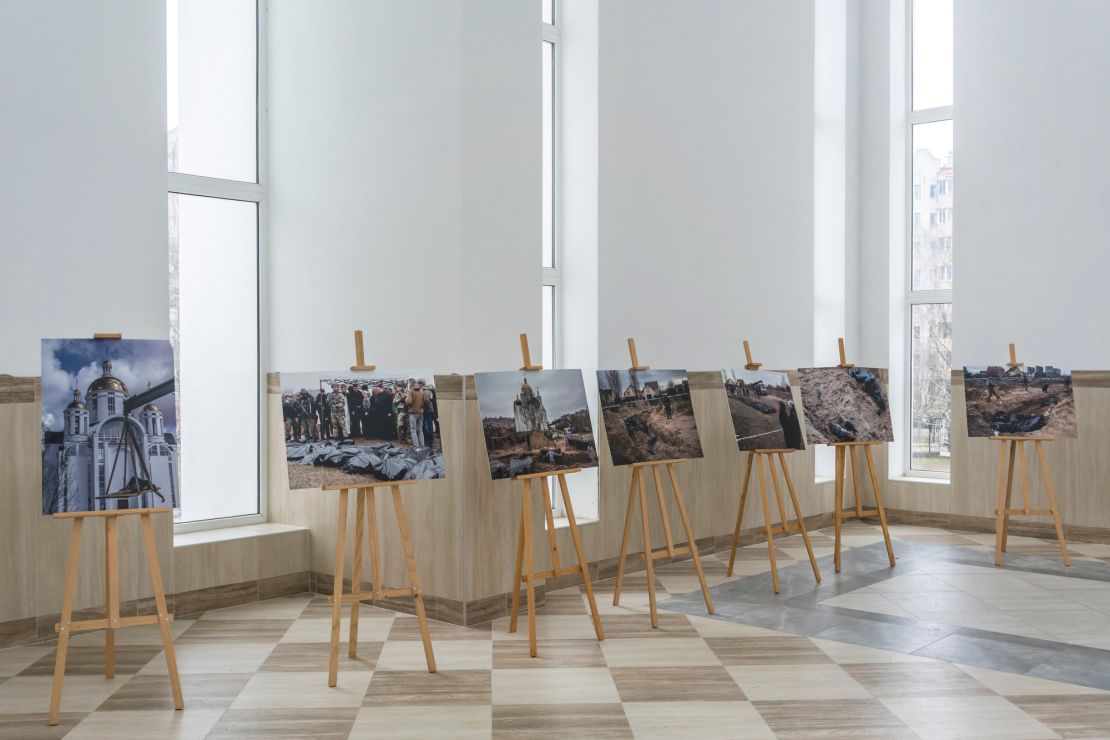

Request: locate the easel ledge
(52, 507), (172, 519)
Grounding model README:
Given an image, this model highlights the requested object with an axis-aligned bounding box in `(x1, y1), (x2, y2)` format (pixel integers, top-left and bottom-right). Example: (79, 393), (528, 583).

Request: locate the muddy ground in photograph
(798, 367), (893, 444)
(964, 378), (1076, 437)
(728, 384), (799, 451)
(601, 396), (703, 465)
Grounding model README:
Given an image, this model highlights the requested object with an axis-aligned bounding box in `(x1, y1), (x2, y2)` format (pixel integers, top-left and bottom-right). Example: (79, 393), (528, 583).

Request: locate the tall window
(907, 0), (953, 475)
(167, 0), (264, 527)
(541, 1), (559, 369)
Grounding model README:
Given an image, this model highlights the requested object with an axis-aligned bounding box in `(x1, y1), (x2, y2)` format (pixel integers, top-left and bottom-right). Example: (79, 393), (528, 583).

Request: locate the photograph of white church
(41, 338), (180, 514)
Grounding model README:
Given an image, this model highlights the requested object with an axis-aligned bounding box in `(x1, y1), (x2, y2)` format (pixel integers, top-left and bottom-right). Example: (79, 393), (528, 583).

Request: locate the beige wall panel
(0, 400), (39, 622)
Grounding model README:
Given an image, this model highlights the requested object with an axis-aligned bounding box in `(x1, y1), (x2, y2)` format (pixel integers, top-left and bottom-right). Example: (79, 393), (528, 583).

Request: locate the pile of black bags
(286, 440), (446, 480)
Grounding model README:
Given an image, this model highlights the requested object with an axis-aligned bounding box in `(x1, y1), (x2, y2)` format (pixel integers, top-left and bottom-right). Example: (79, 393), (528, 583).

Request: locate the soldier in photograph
(986, 378), (1000, 402)
(329, 383), (348, 440)
(316, 387), (331, 439)
(297, 389), (317, 441)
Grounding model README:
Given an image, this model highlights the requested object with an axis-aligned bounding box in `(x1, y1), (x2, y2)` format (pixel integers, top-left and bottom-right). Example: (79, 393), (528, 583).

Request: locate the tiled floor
(2, 522), (1110, 738)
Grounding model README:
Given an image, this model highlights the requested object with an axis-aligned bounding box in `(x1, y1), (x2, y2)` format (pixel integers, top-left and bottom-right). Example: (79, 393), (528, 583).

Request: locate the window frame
(169, 0), (268, 532)
(542, 11), (561, 371)
(903, 0), (953, 479)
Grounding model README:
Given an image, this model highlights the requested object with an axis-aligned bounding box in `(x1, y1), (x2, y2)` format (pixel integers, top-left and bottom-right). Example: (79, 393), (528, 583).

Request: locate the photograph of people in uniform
(963, 365), (1076, 438)
(280, 371), (445, 488)
(722, 369), (804, 452)
(797, 366), (894, 445)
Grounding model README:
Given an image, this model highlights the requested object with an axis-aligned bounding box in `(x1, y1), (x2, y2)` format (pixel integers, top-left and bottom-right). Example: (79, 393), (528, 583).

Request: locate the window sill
(174, 522), (308, 548)
(889, 475), (951, 486)
(550, 516), (599, 531)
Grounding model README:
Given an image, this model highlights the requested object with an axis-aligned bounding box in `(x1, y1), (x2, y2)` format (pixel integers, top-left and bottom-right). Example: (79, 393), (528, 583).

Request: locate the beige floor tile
(280, 616), (394, 643)
(376, 639), (490, 671)
(491, 614), (601, 641)
(727, 663), (871, 701)
(231, 670), (372, 709)
(867, 574), (963, 594)
(0, 646), (54, 678)
(602, 637), (720, 668)
(349, 705), (491, 738)
(685, 615), (787, 639)
(819, 592), (913, 617)
(491, 667), (619, 704)
(140, 642), (275, 675)
(956, 664), (1110, 696)
(69, 620), (195, 647)
(623, 700), (775, 739)
(65, 709), (223, 739)
(0, 674), (130, 714)
(198, 595), (313, 621)
(808, 637), (936, 664)
(364, 669), (490, 706)
(881, 695), (1060, 739)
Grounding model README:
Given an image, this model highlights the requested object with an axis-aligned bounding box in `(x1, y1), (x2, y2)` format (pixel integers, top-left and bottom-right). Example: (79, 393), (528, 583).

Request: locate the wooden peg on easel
(519, 333), (543, 371)
(350, 330), (376, 372)
(93, 333), (123, 340)
(1007, 342), (1024, 368)
(627, 338), (650, 371)
(837, 337), (854, 368)
(742, 340), (762, 371)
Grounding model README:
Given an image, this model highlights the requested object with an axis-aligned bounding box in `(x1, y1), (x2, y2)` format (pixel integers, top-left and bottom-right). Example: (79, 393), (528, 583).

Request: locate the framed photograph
(596, 369), (703, 466)
(797, 366), (893, 444)
(963, 365), (1076, 438)
(474, 369), (597, 479)
(41, 338), (179, 514)
(280, 371), (445, 489)
(722, 369), (804, 451)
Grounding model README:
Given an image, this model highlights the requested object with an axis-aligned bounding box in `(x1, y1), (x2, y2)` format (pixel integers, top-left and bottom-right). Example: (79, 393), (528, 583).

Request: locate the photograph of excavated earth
(281, 371), (445, 490)
(798, 366), (894, 445)
(963, 365), (1077, 438)
(474, 369), (598, 479)
(597, 369), (703, 466)
(722, 369), (805, 451)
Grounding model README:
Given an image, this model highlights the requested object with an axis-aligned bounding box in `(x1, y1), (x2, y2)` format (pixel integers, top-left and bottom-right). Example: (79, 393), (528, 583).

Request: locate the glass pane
(167, 0), (257, 182)
(912, 0), (953, 110)
(542, 0), (554, 24)
(169, 194), (259, 522)
(911, 120), (953, 290)
(542, 41), (555, 268)
(910, 303), (952, 473)
(542, 285), (555, 369)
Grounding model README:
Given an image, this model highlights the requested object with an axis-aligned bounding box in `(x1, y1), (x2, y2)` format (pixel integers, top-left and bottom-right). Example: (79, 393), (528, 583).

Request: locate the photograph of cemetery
(596, 369), (703, 466)
(474, 369), (597, 479)
(722, 369), (804, 451)
(963, 365), (1076, 438)
(798, 366), (894, 444)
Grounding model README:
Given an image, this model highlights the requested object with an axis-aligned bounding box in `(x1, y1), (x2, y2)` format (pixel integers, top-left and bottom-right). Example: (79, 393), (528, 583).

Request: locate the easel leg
(48, 518), (84, 726)
(391, 485), (436, 672)
(1035, 440), (1070, 566)
(1002, 442), (1016, 552)
(864, 444), (896, 567)
(557, 474), (604, 641)
(636, 470), (659, 628)
(348, 490), (366, 659)
(780, 452), (820, 583)
(612, 472), (637, 606)
(834, 446), (844, 573)
(756, 454), (779, 593)
(509, 487), (526, 634)
(651, 465), (675, 557)
(140, 514), (183, 710)
(521, 479), (538, 656)
(995, 442), (1009, 566)
(848, 446), (863, 519)
(666, 464), (713, 614)
(105, 517), (118, 679)
(328, 489), (349, 688)
(727, 452), (754, 577)
(367, 488), (382, 598)
(540, 477), (561, 573)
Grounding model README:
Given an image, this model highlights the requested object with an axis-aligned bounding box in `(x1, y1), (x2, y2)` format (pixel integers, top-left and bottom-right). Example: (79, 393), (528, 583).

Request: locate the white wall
(267, 0), (539, 375)
(597, 0), (816, 371)
(0, 1), (168, 374)
(954, 0), (1110, 369)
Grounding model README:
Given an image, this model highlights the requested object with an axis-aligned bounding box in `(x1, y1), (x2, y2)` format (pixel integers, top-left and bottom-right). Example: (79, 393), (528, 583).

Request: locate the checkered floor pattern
(2, 522), (1108, 738)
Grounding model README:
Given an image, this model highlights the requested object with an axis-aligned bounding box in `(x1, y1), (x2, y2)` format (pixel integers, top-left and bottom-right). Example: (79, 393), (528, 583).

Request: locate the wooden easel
(725, 341), (821, 592)
(508, 334), (604, 657)
(611, 338), (714, 627)
(49, 508), (182, 725)
(324, 332), (435, 687)
(830, 338), (896, 573)
(991, 343), (1070, 567)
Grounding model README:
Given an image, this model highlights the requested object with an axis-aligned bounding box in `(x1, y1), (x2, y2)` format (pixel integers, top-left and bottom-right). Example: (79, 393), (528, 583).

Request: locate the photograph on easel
(963, 365), (1076, 437)
(596, 369), (703, 465)
(797, 366), (893, 444)
(41, 338), (180, 514)
(280, 371), (445, 489)
(474, 369), (597, 479)
(722, 369), (804, 451)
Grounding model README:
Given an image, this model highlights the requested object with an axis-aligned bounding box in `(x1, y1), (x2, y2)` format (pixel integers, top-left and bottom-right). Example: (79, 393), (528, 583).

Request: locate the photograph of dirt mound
(963, 366), (1076, 438)
(722, 369), (804, 451)
(597, 369), (703, 465)
(798, 366), (893, 445)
